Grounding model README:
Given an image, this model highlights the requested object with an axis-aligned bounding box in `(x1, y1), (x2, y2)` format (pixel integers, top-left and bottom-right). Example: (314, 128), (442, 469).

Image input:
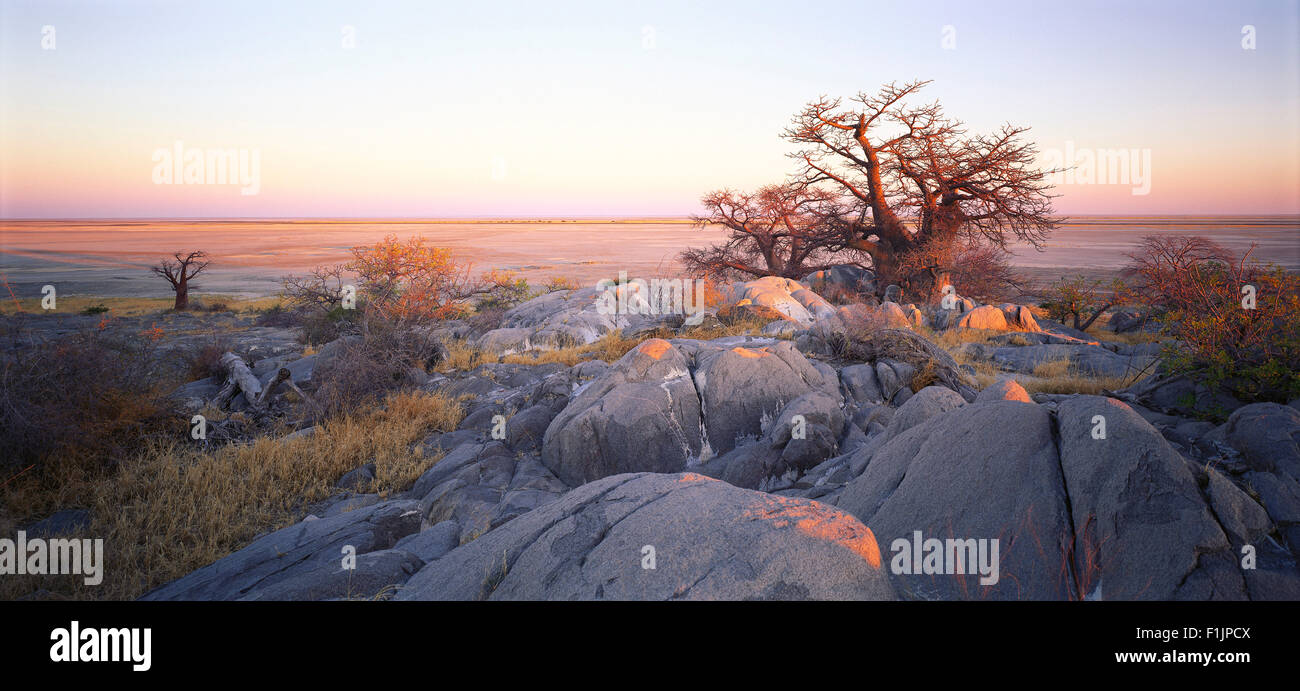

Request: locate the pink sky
(3, 1), (1297, 218)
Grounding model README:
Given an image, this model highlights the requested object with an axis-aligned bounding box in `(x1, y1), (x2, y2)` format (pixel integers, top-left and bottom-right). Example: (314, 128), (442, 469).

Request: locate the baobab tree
(680, 184), (864, 280)
(783, 79), (1061, 300)
(152, 250), (210, 310)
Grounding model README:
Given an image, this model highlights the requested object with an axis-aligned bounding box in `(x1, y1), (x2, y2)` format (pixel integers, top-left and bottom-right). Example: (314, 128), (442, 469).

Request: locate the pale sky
(2, 0), (1298, 218)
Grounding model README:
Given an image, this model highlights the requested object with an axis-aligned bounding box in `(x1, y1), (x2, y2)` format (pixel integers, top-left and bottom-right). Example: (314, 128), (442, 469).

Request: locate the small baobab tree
(152, 250), (211, 310)
(681, 183), (864, 281)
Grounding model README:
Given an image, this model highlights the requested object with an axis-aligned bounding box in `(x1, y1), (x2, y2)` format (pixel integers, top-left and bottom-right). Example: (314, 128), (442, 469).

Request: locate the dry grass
(0, 294), (281, 317)
(1018, 373), (1135, 396)
(1031, 358), (1074, 380)
(0, 389), (463, 601)
(1084, 326), (1164, 345)
(937, 336), (1145, 396)
(1016, 356), (1138, 395)
(919, 326), (1007, 351)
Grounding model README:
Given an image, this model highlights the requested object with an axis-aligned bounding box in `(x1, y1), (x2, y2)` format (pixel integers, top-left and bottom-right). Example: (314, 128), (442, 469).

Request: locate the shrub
(81, 304), (110, 315)
(1041, 275), (1127, 331)
(299, 305), (359, 346)
(0, 325), (179, 474)
(186, 334), (234, 381)
(253, 303), (301, 328)
(467, 305), (508, 334)
(896, 238), (1024, 305)
(543, 276), (581, 292)
(475, 270), (531, 312)
(311, 318), (446, 416)
(1124, 236), (1300, 404)
(280, 265), (351, 313)
(345, 235), (479, 322)
(1157, 264), (1300, 404)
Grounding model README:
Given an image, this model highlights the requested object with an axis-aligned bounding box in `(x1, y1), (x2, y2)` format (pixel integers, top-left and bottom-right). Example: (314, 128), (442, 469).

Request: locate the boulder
(874, 359), (916, 401)
(779, 423), (839, 472)
(718, 442), (786, 490)
(336, 463), (376, 491)
(393, 520), (461, 562)
(1054, 396), (1242, 600)
(723, 276), (835, 325)
(395, 473), (896, 600)
(976, 378), (1033, 404)
(22, 509), (92, 538)
(693, 340), (840, 455)
(765, 391), (846, 448)
(997, 304), (1041, 332)
(956, 305), (1009, 331)
(141, 500), (423, 601)
(877, 302), (912, 329)
(542, 339), (703, 486)
(991, 344), (1147, 379)
(1121, 374), (1245, 419)
(838, 401), (1075, 600)
(238, 549), (424, 601)
(1223, 403), (1300, 478)
(1108, 310), (1148, 333)
(884, 385), (967, 438)
(801, 265), (875, 297)
(840, 364), (885, 405)
(504, 404), (556, 450)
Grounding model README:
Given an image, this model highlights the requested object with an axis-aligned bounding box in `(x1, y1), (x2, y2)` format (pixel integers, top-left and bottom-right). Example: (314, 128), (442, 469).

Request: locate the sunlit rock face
(721, 276), (836, 325)
(396, 472), (896, 601)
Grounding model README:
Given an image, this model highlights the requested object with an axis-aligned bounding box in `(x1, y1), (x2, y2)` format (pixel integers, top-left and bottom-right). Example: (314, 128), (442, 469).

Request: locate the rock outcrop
(396, 472), (896, 600)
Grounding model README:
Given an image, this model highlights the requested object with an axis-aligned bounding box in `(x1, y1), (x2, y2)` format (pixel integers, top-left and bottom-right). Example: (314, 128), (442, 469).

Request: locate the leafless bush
(311, 319), (447, 417)
(0, 324), (179, 472)
(186, 333), (234, 381)
(281, 265), (351, 313)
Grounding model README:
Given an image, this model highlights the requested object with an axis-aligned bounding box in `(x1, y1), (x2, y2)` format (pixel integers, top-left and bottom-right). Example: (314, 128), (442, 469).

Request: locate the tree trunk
(218, 352), (262, 407)
(256, 368), (291, 407)
(174, 278), (189, 310)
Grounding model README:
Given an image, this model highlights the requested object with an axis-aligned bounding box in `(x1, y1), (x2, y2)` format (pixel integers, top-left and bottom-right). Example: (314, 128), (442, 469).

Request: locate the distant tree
(681, 183), (863, 281)
(780, 80), (1061, 300)
(151, 250), (211, 310)
(1042, 274), (1127, 331)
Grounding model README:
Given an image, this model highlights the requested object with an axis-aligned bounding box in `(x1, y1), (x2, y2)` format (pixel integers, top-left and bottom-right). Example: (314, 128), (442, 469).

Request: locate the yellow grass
(919, 326), (1007, 351)
(0, 294), (283, 317)
(1018, 373), (1135, 396)
(939, 336), (1148, 396)
(1084, 326), (1164, 345)
(1018, 356), (1138, 395)
(1031, 358), (1074, 380)
(0, 389), (463, 601)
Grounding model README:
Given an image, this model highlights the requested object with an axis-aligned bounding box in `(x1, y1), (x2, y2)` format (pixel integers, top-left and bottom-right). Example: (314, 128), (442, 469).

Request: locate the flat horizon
(4, 213), (1300, 222)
